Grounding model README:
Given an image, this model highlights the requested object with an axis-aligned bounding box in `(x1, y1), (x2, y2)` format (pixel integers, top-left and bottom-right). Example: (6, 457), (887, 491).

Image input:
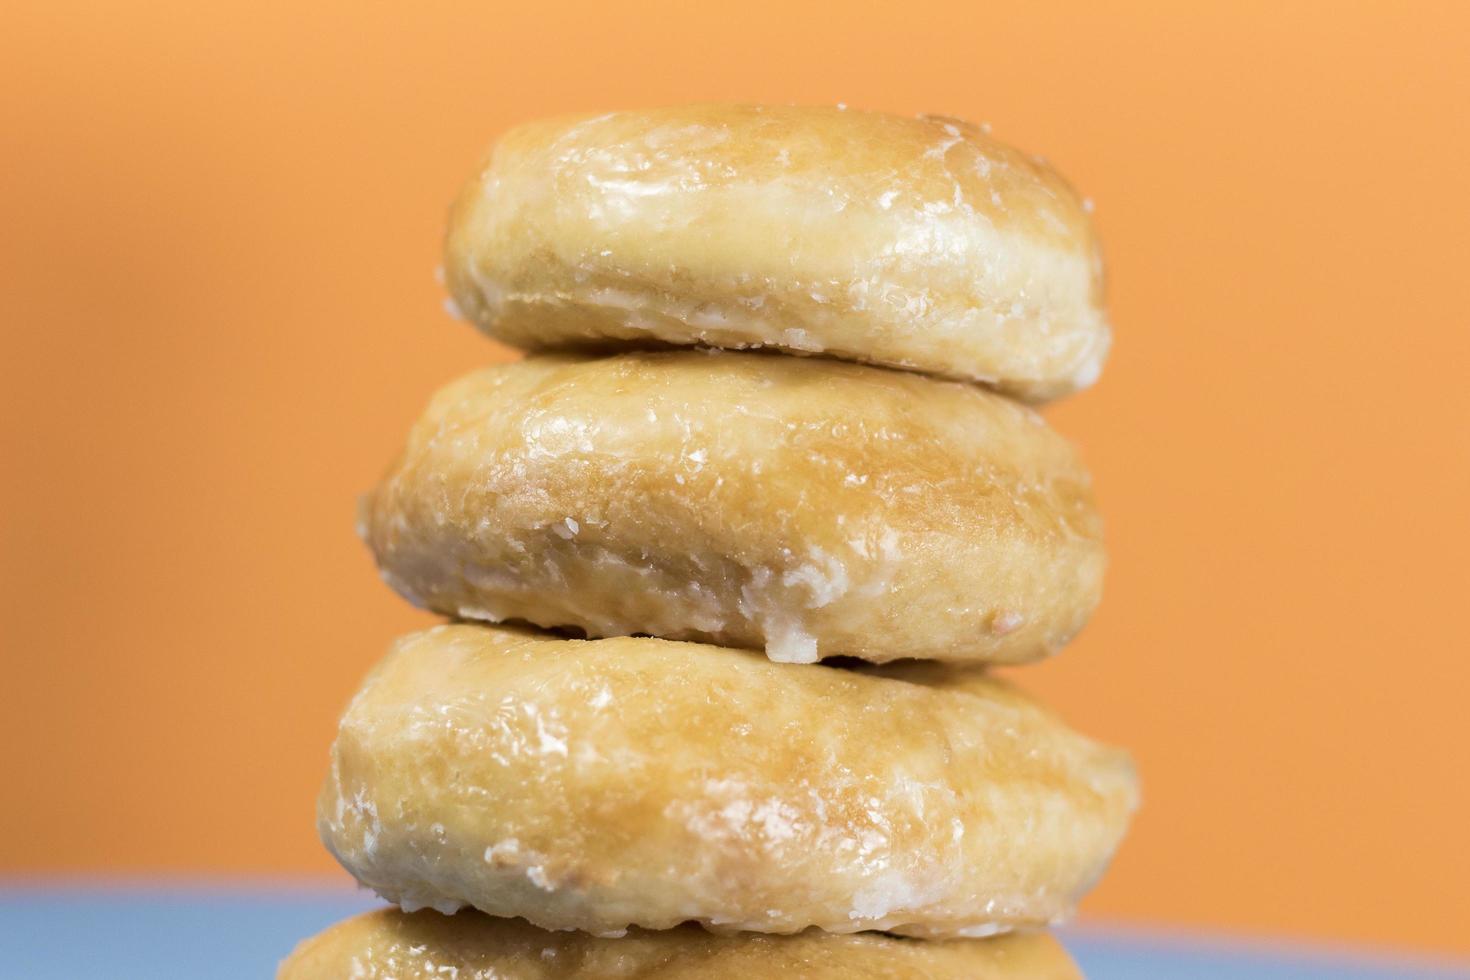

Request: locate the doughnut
(318, 624), (1137, 938)
(444, 103), (1109, 402)
(360, 350), (1104, 665)
(278, 908), (1082, 979)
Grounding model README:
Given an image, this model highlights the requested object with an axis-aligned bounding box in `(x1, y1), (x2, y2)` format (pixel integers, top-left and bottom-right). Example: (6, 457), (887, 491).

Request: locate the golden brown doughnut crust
(279, 908), (1082, 979)
(444, 104), (1109, 402)
(361, 351), (1104, 665)
(318, 624), (1137, 938)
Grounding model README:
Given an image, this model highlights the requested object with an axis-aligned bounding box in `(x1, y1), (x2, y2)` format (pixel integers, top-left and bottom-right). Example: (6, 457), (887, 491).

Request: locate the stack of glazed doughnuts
(282, 104), (1137, 979)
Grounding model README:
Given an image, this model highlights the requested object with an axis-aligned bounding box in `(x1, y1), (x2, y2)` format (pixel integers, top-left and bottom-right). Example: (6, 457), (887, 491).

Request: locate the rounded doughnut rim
(444, 103), (1111, 402)
(318, 624), (1139, 940)
(361, 350), (1107, 666)
(279, 907), (1083, 979)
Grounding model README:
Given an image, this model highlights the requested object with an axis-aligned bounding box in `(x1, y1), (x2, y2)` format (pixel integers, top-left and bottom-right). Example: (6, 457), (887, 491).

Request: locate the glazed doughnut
(361, 351), (1104, 665)
(444, 103), (1109, 402)
(318, 624), (1138, 939)
(278, 908), (1082, 979)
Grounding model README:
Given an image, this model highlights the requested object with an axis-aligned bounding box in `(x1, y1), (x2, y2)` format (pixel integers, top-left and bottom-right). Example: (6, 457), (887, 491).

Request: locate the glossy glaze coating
(361, 351), (1104, 665)
(318, 624), (1137, 938)
(445, 104), (1110, 402)
(278, 908), (1082, 979)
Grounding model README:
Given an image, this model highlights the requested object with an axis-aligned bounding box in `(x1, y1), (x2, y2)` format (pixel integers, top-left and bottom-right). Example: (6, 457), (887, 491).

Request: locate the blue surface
(1, 887), (1466, 979)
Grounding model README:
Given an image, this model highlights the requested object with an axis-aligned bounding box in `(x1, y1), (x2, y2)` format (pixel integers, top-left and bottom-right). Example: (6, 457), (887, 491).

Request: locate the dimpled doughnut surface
(361, 350), (1104, 665)
(444, 104), (1110, 402)
(278, 908), (1082, 980)
(317, 624), (1137, 939)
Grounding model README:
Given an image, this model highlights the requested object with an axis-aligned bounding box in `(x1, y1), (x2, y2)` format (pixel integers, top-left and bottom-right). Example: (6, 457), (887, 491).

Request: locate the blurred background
(3, 0), (1468, 963)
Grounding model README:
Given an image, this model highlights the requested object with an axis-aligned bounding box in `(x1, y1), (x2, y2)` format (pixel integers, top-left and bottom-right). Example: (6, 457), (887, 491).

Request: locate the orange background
(3, 0), (1468, 959)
